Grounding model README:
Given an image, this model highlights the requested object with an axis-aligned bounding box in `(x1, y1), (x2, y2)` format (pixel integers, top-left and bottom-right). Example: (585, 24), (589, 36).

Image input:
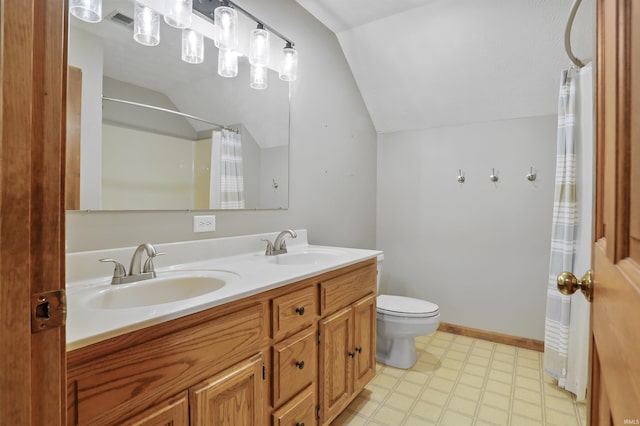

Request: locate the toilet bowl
(376, 255), (440, 369)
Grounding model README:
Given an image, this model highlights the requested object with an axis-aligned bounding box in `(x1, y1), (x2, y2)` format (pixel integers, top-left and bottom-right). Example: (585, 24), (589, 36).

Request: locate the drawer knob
(295, 306), (305, 315)
(355, 346), (362, 354)
(296, 423), (305, 426)
(295, 360), (305, 369)
(348, 351), (356, 358)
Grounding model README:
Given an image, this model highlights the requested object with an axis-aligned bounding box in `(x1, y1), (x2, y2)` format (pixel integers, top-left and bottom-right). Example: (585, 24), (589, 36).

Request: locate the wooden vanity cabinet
(66, 259), (376, 426)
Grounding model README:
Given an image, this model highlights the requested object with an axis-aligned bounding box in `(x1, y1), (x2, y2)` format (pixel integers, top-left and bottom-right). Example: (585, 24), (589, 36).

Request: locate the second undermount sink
(270, 249), (347, 265)
(85, 271), (234, 309)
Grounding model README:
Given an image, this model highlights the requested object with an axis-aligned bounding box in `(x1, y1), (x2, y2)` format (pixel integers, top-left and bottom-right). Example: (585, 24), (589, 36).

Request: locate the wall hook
(272, 178), (279, 189)
(526, 166), (537, 181)
(489, 168), (499, 182)
(457, 169), (465, 183)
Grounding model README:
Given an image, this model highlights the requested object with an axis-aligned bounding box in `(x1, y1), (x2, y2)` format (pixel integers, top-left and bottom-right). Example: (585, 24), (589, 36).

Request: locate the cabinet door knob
(296, 423), (305, 426)
(295, 306), (305, 315)
(348, 351), (355, 358)
(355, 346), (362, 353)
(295, 360), (305, 369)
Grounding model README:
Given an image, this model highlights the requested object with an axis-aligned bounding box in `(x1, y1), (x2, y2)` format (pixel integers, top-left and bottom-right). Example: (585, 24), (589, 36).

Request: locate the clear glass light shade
(249, 28), (270, 66)
(134, 2), (160, 46)
(218, 49), (238, 78)
(164, 0), (192, 28)
(181, 29), (204, 64)
(70, 0), (102, 23)
(214, 6), (238, 50)
(279, 46), (298, 82)
(250, 65), (268, 90)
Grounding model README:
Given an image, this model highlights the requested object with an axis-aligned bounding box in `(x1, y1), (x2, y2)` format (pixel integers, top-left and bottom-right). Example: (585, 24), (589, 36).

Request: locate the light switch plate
(193, 215), (216, 233)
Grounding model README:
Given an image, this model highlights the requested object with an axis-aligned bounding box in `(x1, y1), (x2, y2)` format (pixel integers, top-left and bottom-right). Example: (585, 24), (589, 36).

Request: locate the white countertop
(66, 230), (382, 351)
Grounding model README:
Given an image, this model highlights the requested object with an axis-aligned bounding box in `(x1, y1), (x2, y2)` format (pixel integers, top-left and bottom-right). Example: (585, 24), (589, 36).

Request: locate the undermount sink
(270, 249), (346, 265)
(85, 271), (233, 309)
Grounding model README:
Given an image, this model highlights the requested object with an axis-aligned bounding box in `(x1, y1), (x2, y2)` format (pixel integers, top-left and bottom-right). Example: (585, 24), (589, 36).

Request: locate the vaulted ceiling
(295, 0), (595, 134)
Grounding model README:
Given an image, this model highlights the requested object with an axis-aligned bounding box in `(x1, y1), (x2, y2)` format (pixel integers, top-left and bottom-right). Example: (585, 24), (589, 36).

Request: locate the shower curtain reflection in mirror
(210, 129), (245, 209)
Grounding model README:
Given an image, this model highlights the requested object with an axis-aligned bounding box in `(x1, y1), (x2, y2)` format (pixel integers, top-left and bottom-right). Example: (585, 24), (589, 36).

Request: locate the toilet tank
(376, 254), (384, 292)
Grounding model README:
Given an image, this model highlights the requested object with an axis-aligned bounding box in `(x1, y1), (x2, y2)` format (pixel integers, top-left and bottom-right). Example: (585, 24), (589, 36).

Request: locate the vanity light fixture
(249, 23), (270, 67)
(133, 1), (160, 46)
(214, 1), (238, 50)
(164, 0), (192, 29)
(218, 48), (238, 78)
(250, 64), (268, 90)
(279, 42), (298, 82)
(70, 0), (102, 23)
(181, 29), (204, 64)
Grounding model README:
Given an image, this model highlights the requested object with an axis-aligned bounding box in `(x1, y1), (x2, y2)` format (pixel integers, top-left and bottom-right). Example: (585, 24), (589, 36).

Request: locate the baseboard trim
(438, 322), (544, 352)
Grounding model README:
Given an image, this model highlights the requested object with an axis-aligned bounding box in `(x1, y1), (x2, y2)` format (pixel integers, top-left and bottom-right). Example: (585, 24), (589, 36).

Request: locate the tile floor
(333, 331), (586, 426)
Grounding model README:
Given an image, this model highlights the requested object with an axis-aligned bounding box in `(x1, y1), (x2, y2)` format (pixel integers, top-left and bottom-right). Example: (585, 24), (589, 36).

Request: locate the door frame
(0, 0), (67, 423)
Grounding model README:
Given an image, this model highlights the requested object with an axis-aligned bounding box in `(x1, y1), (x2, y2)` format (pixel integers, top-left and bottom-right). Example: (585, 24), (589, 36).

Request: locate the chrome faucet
(99, 243), (162, 285)
(264, 229), (297, 256)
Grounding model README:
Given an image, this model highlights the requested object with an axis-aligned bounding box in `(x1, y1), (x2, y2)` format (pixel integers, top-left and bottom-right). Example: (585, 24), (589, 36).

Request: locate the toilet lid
(377, 295), (439, 318)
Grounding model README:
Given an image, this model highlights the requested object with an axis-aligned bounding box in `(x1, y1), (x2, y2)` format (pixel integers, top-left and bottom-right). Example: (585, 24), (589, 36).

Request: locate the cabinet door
(352, 294), (376, 393)
(122, 392), (189, 426)
(319, 307), (353, 425)
(189, 353), (265, 426)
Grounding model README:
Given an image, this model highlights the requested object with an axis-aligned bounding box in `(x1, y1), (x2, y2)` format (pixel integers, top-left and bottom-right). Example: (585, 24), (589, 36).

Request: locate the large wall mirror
(67, 0), (290, 211)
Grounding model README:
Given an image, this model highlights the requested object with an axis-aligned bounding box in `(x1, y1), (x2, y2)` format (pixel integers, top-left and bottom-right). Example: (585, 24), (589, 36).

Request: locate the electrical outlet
(193, 215), (216, 233)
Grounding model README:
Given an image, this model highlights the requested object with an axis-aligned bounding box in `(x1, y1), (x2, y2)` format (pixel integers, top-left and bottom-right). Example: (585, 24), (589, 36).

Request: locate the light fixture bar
(223, 0), (294, 47)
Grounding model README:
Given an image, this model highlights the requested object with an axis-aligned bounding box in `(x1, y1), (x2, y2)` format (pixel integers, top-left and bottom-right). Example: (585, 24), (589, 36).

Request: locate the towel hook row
(456, 167), (537, 183)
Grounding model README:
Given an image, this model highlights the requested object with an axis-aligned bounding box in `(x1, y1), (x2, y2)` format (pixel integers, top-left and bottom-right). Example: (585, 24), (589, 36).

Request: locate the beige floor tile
(411, 400), (442, 422)
(477, 404), (509, 425)
(447, 396), (477, 416)
(513, 386), (542, 405)
(488, 369), (513, 384)
(546, 408), (581, 426)
(343, 333), (581, 426)
(440, 410), (474, 426)
(420, 388), (449, 406)
(485, 379), (512, 396)
(515, 375), (541, 391)
(481, 391), (511, 410)
(386, 393), (415, 411)
(331, 410), (369, 426)
(453, 383), (482, 400)
(395, 380), (423, 397)
(459, 372), (485, 388)
(512, 399), (543, 421)
(372, 405), (406, 424)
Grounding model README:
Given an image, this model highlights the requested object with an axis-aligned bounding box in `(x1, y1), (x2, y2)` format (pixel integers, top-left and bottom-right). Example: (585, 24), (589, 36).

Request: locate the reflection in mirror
(66, 0), (290, 211)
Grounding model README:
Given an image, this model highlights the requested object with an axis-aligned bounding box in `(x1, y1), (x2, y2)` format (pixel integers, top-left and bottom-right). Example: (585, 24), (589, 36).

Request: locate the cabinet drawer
(272, 286), (318, 340)
(320, 263), (376, 315)
(272, 385), (316, 426)
(273, 327), (317, 408)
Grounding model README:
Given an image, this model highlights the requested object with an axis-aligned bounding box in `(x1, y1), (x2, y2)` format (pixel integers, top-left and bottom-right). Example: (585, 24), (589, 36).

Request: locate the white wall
(260, 146), (289, 209)
(377, 115), (557, 340)
(68, 26), (103, 209)
(66, 0), (377, 252)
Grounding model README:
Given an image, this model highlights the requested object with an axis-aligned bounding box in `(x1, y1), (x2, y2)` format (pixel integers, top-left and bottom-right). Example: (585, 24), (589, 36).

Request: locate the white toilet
(376, 255), (440, 369)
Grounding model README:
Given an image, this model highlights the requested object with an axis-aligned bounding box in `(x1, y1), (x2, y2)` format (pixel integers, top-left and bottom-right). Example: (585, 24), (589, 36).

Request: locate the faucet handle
(261, 239), (275, 256)
(143, 252), (165, 274)
(99, 258), (127, 278)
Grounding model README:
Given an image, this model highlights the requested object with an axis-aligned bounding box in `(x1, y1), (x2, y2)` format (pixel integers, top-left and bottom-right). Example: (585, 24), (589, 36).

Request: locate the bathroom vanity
(65, 231), (380, 425)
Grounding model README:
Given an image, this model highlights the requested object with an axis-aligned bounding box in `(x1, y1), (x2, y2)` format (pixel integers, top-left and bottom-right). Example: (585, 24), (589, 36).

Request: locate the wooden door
(591, 0), (640, 424)
(0, 0), (67, 424)
(352, 294), (376, 392)
(189, 353), (265, 426)
(319, 307), (353, 425)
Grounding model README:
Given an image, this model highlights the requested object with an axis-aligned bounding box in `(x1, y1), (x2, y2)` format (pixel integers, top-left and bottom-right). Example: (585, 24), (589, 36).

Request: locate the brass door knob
(557, 270), (593, 302)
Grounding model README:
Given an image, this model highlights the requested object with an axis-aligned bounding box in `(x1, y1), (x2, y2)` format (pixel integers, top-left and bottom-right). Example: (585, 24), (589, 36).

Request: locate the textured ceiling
(296, 0), (595, 134)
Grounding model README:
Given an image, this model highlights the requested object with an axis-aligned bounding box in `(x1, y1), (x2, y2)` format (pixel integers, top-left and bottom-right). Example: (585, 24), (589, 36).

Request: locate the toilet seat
(377, 294), (439, 318)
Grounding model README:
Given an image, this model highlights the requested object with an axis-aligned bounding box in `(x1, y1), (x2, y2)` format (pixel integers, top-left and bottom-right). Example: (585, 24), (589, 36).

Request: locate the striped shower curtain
(219, 129), (245, 209)
(544, 69), (578, 387)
